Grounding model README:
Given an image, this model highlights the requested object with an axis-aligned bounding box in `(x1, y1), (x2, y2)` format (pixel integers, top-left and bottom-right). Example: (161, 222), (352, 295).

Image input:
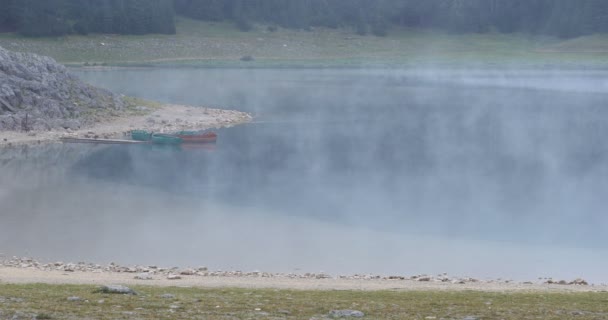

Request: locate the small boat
(61, 137), (149, 145)
(151, 133), (183, 145)
(131, 130), (152, 141)
(175, 131), (217, 143)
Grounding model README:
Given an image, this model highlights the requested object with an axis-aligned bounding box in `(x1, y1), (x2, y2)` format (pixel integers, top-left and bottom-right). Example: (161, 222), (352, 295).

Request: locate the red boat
(176, 131), (217, 143)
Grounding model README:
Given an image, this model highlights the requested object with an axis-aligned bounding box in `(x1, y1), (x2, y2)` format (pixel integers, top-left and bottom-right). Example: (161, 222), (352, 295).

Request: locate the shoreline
(66, 61), (608, 71)
(0, 103), (252, 147)
(0, 257), (603, 293)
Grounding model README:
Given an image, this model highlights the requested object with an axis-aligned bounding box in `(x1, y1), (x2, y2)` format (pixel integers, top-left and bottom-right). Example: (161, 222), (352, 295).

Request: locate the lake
(1, 68), (608, 282)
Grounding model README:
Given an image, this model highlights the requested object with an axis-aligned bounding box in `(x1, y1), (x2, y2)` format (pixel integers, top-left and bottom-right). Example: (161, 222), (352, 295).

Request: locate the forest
(1, 0), (608, 38)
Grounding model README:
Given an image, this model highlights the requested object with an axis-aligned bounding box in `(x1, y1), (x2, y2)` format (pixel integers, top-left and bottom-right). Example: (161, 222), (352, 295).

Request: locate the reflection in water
(1, 69), (608, 282)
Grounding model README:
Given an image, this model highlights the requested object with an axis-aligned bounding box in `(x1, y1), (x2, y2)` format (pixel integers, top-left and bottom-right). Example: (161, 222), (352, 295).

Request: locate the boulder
(96, 285), (137, 295)
(329, 310), (365, 318)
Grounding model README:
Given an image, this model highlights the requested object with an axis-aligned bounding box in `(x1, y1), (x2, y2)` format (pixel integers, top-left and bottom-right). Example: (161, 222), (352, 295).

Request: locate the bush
(240, 55), (254, 62)
(236, 18), (253, 32)
(73, 22), (89, 35)
(371, 21), (389, 37)
(356, 22), (367, 36)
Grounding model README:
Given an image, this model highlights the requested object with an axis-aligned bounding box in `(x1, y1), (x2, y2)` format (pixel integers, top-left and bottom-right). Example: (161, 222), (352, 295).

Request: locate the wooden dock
(60, 137), (150, 145)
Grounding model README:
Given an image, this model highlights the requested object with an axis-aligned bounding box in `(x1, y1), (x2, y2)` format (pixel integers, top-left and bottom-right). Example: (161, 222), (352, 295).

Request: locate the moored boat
(131, 130), (152, 141)
(151, 133), (183, 145)
(175, 131), (217, 143)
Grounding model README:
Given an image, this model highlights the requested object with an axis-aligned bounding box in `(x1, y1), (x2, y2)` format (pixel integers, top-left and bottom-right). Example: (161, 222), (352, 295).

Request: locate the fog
(2, 69), (608, 282)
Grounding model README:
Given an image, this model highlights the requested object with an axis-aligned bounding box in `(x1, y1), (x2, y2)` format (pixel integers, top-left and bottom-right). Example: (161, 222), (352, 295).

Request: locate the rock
(134, 273), (153, 280)
(167, 274), (182, 280)
(67, 296), (82, 302)
(96, 285), (137, 295)
(160, 294), (176, 299)
(329, 310), (365, 318)
(462, 316), (479, 320)
(179, 268), (196, 275)
(570, 278), (588, 285)
(0, 46), (124, 131)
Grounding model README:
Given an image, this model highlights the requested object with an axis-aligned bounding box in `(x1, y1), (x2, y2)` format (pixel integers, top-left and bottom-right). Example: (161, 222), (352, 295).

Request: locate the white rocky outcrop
(0, 46), (123, 131)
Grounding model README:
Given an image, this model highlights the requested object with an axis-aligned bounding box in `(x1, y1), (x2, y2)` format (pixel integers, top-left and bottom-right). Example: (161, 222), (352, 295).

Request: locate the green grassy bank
(1, 283), (607, 319)
(1, 17), (608, 69)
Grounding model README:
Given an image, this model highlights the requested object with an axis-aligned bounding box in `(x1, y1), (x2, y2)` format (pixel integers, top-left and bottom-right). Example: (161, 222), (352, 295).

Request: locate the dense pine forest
(1, 0), (608, 38)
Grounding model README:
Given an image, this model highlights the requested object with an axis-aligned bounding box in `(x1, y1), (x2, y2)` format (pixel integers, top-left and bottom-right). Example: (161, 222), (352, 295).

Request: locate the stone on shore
(329, 309), (365, 318)
(96, 285), (137, 295)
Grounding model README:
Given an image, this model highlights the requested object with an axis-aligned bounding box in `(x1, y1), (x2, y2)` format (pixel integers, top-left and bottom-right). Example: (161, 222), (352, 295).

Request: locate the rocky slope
(0, 46), (124, 131)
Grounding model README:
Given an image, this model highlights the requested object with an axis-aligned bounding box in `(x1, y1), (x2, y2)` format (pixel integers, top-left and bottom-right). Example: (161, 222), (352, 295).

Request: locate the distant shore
(0, 104), (252, 147)
(2, 18), (608, 70)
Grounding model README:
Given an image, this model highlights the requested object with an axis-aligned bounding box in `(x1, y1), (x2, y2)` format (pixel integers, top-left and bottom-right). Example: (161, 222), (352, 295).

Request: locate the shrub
(236, 18), (253, 32)
(356, 22), (367, 36)
(73, 22), (89, 35)
(372, 22), (388, 37)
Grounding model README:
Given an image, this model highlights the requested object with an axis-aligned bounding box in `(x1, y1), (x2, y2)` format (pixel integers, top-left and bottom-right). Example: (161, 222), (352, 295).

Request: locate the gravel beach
(0, 103), (252, 147)
(0, 257), (604, 293)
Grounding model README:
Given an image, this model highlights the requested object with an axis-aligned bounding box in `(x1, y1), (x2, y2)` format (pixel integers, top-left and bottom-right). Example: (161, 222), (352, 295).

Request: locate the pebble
(97, 285), (137, 295)
(134, 273), (153, 280)
(329, 309), (365, 318)
(179, 268), (196, 275)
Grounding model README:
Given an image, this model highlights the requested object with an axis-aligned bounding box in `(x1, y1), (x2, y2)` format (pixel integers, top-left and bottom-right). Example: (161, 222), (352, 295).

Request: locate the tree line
(0, 0), (175, 36)
(1, 0), (608, 38)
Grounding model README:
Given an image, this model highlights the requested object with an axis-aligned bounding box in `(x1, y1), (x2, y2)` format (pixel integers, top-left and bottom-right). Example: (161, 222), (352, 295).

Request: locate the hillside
(1, 18), (608, 68)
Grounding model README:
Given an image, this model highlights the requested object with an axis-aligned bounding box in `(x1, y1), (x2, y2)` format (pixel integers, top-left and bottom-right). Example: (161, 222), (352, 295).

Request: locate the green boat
(151, 133), (183, 145)
(175, 130), (198, 136)
(131, 130), (152, 141)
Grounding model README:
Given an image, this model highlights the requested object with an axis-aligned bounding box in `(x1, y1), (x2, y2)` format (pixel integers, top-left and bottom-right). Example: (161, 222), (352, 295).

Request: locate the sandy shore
(0, 104), (252, 147)
(1, 267), (605, 293)
(0, 257), (605, 292)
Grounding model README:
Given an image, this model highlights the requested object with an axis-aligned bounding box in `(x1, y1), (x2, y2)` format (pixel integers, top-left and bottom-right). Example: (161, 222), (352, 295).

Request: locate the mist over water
(2, 69), (608, 282)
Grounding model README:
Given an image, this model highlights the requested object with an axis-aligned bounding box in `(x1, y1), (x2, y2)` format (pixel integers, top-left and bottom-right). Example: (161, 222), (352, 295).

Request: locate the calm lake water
(2, 69), (608, 282)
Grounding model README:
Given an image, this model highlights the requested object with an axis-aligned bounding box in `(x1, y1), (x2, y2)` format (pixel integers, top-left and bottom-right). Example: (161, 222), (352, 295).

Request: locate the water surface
(1, 69), (608, 282)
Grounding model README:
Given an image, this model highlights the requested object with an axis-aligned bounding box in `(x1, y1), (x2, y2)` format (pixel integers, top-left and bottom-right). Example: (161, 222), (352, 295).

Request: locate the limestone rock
(329, 310), (365, 318)
(96, 285), (137, 295)
(0, 46), (124, 131)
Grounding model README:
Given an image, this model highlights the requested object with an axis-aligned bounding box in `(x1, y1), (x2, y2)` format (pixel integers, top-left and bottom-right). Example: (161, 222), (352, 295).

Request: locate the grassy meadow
(1, 283), (608, 319)
(1, 17), (608, 68)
